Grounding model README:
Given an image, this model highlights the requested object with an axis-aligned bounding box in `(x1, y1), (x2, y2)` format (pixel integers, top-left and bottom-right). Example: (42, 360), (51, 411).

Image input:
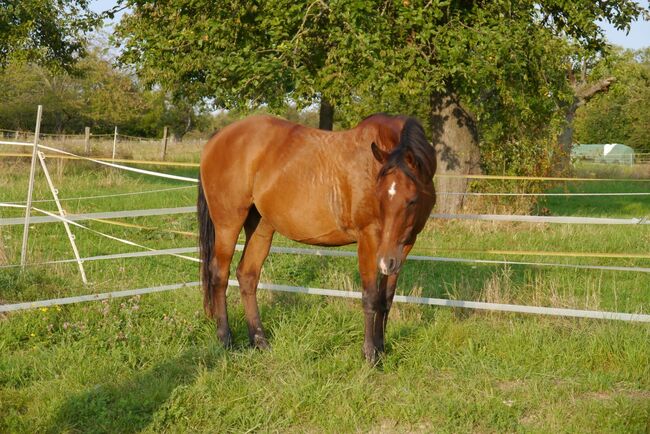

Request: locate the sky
(90, 0), (649, 50)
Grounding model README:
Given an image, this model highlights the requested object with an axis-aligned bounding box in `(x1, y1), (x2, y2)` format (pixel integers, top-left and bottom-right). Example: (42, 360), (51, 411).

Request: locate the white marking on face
(388, 181), (396, 198)
(379, 257), (388, 275)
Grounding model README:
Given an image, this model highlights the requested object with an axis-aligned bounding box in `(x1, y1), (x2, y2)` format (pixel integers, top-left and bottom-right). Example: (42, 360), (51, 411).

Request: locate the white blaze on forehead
(388, 181), (397, 198)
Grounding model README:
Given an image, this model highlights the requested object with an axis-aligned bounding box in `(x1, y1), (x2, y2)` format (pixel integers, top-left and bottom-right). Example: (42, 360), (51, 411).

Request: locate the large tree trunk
(319, 98), (334, 130)
(430, 88), (481, 214)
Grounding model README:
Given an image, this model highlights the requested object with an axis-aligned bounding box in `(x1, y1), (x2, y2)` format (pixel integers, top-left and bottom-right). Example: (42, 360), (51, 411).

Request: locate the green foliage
(115, 0), (646, 177)
(0, 49), (213, 137)
(0, 0), (99, 70)
(574, 48), (650, 153)
(116, 1), (645, 114)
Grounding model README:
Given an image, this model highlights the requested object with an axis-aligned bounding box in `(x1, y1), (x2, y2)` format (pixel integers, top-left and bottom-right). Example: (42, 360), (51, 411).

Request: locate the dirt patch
(583, 388), (650, 401)
(367, 420), (433, 434)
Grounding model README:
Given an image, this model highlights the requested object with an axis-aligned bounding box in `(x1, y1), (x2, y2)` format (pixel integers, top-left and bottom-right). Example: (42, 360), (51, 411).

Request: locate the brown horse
(197, 113), (436, 363)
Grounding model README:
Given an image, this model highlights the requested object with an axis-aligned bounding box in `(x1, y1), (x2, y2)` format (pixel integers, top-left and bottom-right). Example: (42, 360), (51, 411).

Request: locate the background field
(1, 152), (649, 433)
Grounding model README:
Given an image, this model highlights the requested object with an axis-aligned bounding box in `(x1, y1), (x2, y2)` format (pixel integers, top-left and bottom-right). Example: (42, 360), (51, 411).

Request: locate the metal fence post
(37, 152), (88, 283)
(20, 105), (43, 269)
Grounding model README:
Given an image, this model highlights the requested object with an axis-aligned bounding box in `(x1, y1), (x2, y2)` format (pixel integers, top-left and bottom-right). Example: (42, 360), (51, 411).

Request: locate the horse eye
(407, 198), (417, 207)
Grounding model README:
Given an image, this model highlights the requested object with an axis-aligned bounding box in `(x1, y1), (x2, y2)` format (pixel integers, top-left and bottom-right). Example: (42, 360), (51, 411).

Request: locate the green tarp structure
(571, 144), (635, 165)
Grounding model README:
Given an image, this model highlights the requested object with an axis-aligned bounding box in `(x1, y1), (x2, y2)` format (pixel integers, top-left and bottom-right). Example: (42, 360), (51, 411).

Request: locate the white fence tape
(3, 244), (649, 274)
(0, 282), (199, 312)
(5, 186), (195, 205)
(440, 191), (650, 197)
(430, 213), (649, 225)
(1, 141), (198, 182)
(3, 205), (646, 226)
(0, 203), (199, 263)
(1, 279), (648, 322)
(0, 140), (32, 147)
(0, 247), (198, 268)
(0, 205), (196, 226)
(36, 144), (199, 183)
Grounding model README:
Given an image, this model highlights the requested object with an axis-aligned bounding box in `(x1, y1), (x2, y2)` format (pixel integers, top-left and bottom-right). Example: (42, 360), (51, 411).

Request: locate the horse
(197, 113), (436, 363)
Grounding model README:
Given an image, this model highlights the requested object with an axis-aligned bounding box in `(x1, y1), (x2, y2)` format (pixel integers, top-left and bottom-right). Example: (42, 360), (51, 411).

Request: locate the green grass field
(1, 157), (649, 432)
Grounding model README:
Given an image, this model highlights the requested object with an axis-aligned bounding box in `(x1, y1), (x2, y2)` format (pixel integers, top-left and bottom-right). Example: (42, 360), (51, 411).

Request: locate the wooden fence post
(111, 126), (118, 160)
(84, 127), (90, 154)
(160, 126), (169, 160)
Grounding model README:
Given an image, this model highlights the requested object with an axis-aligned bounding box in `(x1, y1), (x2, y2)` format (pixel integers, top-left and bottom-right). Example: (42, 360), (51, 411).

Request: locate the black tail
(197, 175), (215, 316)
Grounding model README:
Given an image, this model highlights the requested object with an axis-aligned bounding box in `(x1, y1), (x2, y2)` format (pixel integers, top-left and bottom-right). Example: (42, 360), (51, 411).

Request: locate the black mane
(378, 117), (436, 182)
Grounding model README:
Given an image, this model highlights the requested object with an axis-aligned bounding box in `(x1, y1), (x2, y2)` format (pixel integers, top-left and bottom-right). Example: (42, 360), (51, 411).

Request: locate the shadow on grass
(47, 345), (225, 434)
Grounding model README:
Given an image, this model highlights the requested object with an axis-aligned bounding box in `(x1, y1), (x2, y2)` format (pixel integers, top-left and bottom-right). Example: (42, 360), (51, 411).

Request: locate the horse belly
(254, 185), (357, 246)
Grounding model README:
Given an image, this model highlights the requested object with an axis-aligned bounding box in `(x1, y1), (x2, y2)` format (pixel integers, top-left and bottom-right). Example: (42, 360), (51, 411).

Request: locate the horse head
(371, 118), (436, 275)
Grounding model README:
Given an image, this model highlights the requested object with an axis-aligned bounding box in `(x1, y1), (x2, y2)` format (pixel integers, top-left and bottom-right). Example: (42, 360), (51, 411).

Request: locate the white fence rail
(2, 205), (649, 226)
(2, 280), (649, 323)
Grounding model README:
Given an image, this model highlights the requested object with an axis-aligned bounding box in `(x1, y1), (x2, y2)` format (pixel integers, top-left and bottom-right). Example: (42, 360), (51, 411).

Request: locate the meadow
(1, 148), (649, 432)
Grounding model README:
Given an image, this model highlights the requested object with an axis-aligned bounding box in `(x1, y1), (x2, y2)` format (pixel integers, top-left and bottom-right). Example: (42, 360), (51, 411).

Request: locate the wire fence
(1, 109), (649, 322)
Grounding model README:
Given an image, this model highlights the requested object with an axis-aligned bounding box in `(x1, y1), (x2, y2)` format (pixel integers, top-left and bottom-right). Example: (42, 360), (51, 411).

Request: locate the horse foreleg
(375, 242), (414, 352)
(237, 213), (274, 349)
(358, 230), (383, 364)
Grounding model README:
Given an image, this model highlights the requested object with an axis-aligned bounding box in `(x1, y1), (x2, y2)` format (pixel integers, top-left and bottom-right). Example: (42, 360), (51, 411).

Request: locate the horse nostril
(379, 257), (400, 275)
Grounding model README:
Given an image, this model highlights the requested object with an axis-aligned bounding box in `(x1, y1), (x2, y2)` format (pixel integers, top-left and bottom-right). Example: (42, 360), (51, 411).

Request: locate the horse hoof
(252, 334), (270, 350)
(363, 345), (381, 366)
(217, 329), (233, 349)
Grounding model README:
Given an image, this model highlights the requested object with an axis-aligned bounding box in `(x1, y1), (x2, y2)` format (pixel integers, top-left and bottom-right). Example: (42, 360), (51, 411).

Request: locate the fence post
(37, 152), (88, 284)
(84, 127), (90, 154)
(160, 126), (169, 160)
(20, 105), (43, 269)
(112, 126), (118, 160)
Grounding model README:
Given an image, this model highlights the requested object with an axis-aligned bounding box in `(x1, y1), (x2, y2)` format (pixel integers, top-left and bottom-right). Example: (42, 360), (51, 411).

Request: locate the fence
(0, 124), (205, 161)
(1, 106), (649, 323)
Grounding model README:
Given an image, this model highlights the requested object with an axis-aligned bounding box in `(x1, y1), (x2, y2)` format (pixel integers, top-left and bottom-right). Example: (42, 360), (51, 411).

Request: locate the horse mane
(378, 117), (436, 183)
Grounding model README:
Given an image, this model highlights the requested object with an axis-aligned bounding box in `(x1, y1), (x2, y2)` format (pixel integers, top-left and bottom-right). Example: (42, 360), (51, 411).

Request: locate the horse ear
(404, 148), (417, 170)
(371, 142), (389, 163)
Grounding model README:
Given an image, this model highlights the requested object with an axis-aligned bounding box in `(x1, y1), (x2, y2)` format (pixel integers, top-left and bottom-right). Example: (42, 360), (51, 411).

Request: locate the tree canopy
(574, 47), (650, 153)
(0, 48), (213, 137)
(0, 0), (99, 70)
(115, 1), (646, 121)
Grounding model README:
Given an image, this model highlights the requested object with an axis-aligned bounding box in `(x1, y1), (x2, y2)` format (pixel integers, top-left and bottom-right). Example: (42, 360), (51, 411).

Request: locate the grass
(1, 158), (649, 432)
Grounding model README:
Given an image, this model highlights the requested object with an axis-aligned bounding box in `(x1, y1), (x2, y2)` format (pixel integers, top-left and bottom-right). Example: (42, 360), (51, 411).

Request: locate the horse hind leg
(236, 206), (275, 349)
(206, 210), (250, 348)
(205, 229), (237, 347)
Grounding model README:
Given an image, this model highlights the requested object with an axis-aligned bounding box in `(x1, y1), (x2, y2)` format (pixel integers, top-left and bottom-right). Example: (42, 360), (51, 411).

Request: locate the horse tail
(197, 174), (215, 316)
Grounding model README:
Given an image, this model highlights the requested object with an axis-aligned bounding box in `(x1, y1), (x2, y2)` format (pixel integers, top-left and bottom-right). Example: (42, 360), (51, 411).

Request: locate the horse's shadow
(46, 344), (227, 434)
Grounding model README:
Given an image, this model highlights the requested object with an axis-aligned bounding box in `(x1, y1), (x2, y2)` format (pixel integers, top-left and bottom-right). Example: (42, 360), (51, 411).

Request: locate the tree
(574, 47), (650, 153)
(115, 1), (646, 210)
(0, 48), (212, 137)
(350, 1), (646, 210)
(0, 61), (87, 132)
(115, 0), (383, 130)
(0, 0), (99, 70)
